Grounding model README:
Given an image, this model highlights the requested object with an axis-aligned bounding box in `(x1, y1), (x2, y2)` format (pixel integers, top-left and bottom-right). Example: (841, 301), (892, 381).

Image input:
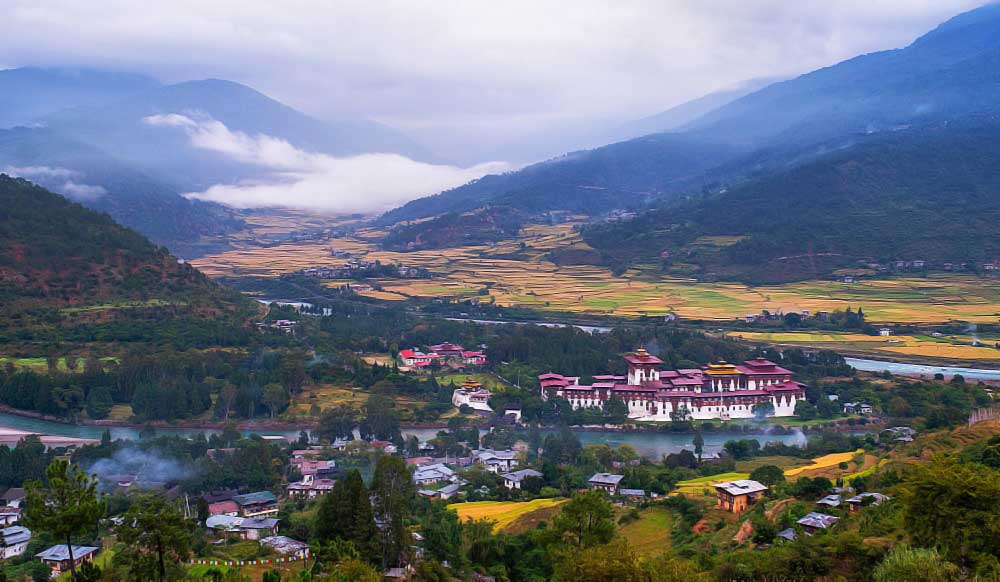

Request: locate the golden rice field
(784, 449), (863, 477)
(730, 331), (1000, 362)
(448, 499), (568, 533)
(192, 218), (1000, 324)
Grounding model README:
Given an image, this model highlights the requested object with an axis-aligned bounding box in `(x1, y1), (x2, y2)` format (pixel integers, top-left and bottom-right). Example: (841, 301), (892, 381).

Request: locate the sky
(0, 1), (986, 213)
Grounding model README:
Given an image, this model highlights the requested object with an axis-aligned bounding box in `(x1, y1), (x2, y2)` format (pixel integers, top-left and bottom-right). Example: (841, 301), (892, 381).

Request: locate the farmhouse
(260, 536), (309, 559)
(476, 449), (519, 473)
(0, 506), (21, 526)
(430, 342), (465, 358)
(540, 351), (806, 422)
(797, 512), (839, 534)
(1, 525), (30, 559)
(588, 473), (624, 494)
(502, 469), (543, 490)
(413, 463), (457, 486)
(843, 402), (873, 415)
(36, 545), (99, 577)
(846, 492), (890, 513)
(713, 480), (768, 513)
(287, 475), (336, 499)
(231, 491), (278, 518)
(462, 351), (488, 366)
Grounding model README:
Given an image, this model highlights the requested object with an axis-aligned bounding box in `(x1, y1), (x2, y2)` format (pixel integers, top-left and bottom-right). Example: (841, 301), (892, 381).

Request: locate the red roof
(399, 349), (417, 359)
(538, 373), (565, 380)
(208, 500), (238, 515)
(624, 354), (663, 365)
(461, 351), (485, 358)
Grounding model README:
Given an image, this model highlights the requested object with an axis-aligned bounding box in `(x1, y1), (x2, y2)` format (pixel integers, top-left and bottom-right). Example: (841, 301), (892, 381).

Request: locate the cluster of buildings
(399, 342), (488, 369)
(255, 319), (299, 335)
(297, 259), (430, 280)
(539, 350), (806, 422)
(451, 378), (493, 415)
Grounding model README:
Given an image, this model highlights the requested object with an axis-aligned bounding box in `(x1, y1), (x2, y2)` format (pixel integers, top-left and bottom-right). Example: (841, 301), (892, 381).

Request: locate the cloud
(144, 113), (510, 213)
(3, 165), (107, 201)
(0, 1), (984, 164)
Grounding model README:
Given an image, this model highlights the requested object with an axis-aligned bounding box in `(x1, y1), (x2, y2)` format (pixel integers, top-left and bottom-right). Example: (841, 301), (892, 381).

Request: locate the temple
(538, 349), (805, 421)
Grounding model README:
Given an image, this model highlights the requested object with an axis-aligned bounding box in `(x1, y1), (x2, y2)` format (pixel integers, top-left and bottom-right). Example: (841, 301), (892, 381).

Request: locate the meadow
(192, 218), (1000, 324)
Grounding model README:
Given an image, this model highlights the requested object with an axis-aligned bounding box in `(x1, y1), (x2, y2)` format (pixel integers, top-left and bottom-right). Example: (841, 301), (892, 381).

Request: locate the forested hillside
(0, 175), (254, 345)
(583, 119), (1000, 283)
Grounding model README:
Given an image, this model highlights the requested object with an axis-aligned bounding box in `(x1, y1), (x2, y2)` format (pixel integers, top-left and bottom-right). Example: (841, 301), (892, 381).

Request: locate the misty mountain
(0, 67), (159, 128)
(0, 127), (243, 257)
(41, 78), (438, 190)
(382, 4), (1000, 227)
(583, 117), (1000, 283)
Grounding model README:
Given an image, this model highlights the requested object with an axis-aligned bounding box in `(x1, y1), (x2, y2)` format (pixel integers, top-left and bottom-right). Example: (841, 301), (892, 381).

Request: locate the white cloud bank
(143, 113), (510, 214)
(3, 165), (107, 201)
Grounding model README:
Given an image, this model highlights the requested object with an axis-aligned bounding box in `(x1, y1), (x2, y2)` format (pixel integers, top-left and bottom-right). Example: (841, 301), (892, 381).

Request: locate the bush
(873, 546), (960, 582)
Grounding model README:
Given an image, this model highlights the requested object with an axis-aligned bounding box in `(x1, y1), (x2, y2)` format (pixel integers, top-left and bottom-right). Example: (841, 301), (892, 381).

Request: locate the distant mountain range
(0, 67), (433, 255)
(380, 4), (1000, 282)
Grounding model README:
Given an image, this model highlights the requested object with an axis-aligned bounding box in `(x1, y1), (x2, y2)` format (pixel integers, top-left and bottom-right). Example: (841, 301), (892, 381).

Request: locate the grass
(673, 472), (749, 496)
(447, 499), (568, 533)
(619, 506), (673, 557)
(0, 356), (118, 373)
(729, 331), (1000, 363)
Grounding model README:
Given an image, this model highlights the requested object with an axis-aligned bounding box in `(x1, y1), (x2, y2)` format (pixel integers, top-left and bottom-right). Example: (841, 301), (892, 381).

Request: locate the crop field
(192, 214), (1000, 323)
(673, 472), (750, 496)
(619, 506), (673, 557)
(447, 499), (568, 532)
(730, 331), (1000, 362)
(784, 449), (864, 478)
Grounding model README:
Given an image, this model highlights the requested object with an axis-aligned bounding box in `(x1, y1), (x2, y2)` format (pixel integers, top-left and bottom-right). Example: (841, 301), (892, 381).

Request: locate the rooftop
(36, 545), (99, 561)
(232, 491), (277, 506)
(797, 512), (839, 529)
(713, 480), (768, 496)
(589, 472), (624, 485)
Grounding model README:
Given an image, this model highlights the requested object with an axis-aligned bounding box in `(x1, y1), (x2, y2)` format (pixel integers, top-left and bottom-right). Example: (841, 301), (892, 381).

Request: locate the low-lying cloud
(3, 165), (107, 201)
(143, 113), (510, 214)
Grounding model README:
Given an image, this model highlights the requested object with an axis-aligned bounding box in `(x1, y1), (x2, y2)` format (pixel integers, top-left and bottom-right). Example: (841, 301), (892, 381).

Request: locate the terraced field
(192, 217), (1000, 324)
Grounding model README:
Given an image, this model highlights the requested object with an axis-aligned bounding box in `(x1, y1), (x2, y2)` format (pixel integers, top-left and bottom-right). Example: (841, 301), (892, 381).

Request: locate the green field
(619, 506), (673, 557)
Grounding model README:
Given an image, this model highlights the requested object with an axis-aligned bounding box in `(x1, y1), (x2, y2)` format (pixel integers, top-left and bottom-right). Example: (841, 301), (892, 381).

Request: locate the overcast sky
(0, 1), (985, 165)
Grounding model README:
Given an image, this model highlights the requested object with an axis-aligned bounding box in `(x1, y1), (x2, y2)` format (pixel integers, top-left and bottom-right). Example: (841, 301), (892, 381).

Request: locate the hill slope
(583, 118), (1000, 283)
(0, 174), (253, 345)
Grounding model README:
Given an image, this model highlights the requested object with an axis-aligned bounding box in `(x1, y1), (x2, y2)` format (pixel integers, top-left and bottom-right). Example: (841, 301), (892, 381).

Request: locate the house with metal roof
(260, 535), (309, 559)
(412, 463), (457, 486)
(846, 492), (890, 513)
(588, 473), (624, 494)
(502, 469), (543, 490)
(713, 480), (768, 513)
(817, 494), (842, 508)
(1, 525), (30, 559)
(36, 545), (99, 577)
(231, 491), (278, 518)
(797, 512), (839, 534)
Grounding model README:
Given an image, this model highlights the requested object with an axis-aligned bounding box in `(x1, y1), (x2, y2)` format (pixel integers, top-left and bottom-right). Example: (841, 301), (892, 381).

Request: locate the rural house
(502, 469), (543, 490)
(232, 491), (278, 518)
(36, 545), (99, 577)
(797, 512), (839, 534)
(588, 473), (624, 494)
(713, 480), (768, 513)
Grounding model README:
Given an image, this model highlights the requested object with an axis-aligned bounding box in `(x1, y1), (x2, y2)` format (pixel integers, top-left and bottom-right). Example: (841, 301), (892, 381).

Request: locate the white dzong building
(539, 349), (805, 421)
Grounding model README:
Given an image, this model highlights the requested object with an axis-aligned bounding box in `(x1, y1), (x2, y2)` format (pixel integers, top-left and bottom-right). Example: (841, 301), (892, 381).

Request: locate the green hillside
(583, 119), (1000, 283)
(0, 174), (254, 348)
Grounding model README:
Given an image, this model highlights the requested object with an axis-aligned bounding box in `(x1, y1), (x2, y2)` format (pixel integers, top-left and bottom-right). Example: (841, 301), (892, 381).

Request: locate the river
(846, 357), (1000, 381)
(0, 411), (805, 460)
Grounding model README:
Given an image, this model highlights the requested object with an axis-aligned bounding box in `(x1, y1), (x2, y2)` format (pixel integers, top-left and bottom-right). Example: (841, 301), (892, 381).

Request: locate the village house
(399, 349), (440, 368)
(846, 492), (890, 513)
(0, 506), (21, 526)
(461, 351), (488, 366)
(255, 319), (299, 335)
(205, 515), (280, 540)
(430, 342), (465, 359)
(619, 488), (647, 503)
(776, 528), (797, 542)
(878, 328), (893, 337)
(417, 482), (464, 501)
(475, 449), (519, 473)
(0, 488), (24, 509)
(588, 473), (624, 495)
(541, 352), (806, 422)
(502, 469), (543, 490)
(412, 463), (457, 486)
(291, 458), (336, 477)
(287, 475), (336, 499)
(232, 491), (279, 518)
(36, 545), (99, 577)
(816, 494), (842, 509)
(797, 512), (839, 534)
(208, 500), (239, 517)
(842, 402), (873, 415)
(260, 536), (310, 559)
(713, 480), (768, 513)
(0, 525), (31, 559)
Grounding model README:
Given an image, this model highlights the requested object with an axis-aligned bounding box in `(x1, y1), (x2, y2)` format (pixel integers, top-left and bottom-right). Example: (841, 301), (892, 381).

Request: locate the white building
(0, 525), (30, 559)
(502, 469), (543, 490)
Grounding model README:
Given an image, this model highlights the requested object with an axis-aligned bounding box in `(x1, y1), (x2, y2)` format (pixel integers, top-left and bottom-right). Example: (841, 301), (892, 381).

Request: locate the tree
(794, 399), (817, 421)
(314, 470), (377, 558)
(752, 401), (775, 420)
(900, 457), (1000, 569)
(24, 460), (106, 582)
(262, 383), (289, 418)
(692, 432), (704, 463)
(317, 406), (356, 442)
(552, 490), (616, 549)
(873, 546), (960, 582)
(116, 494), (195, 582)
(604, 397), (629, 424)
(553, 539), (646, 582)
(749, 465), (785, 487)
(359, 395), (401, 442)
(371, 455), (414, 568)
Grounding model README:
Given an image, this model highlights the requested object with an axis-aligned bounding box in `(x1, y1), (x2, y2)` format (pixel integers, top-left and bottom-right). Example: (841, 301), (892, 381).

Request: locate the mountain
(382, 4), (1000, 229)
(582, 117), (1000, 283)
(377, 134), (745, 225)
(0, 67), (160, 128)
(0, 127), (243, 257)
(0, 174), (253, 345)
(608, 77), (779, 142)
(42, 78), (438, 190)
